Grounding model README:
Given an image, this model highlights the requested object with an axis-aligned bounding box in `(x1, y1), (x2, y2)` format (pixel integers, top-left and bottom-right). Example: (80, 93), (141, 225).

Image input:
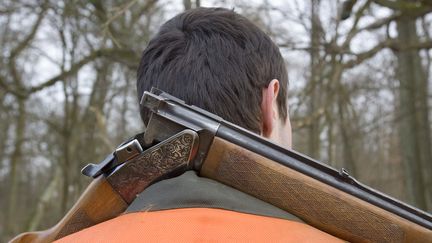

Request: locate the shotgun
(11, 88), (432, 242)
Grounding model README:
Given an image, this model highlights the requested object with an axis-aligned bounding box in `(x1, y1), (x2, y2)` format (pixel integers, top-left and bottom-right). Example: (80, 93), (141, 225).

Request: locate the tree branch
(373, 0), (426, 10)
(342, 0), (372, 49)
(28, 48), (114, 94)
(9, 2), (48, 59)
(3, 47), (136, 98)
(344, 39), (394, 68)
(0, 75), (21, 97)
(343, 39), (432, 68)
(373, 0), (432, 16)
(358, 12), (401, 31)
(340, 1), (431, 55)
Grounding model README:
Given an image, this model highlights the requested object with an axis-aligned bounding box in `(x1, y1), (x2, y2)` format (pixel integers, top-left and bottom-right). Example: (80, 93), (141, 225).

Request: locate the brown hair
(137, 7), (288, 133)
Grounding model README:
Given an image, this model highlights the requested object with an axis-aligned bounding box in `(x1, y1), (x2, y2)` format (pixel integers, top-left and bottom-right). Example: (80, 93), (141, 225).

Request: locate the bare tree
(393, 2), (432, 210)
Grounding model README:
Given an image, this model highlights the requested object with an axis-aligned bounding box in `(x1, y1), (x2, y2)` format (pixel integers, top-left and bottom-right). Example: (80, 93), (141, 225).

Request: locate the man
(58, 7), (340, 242)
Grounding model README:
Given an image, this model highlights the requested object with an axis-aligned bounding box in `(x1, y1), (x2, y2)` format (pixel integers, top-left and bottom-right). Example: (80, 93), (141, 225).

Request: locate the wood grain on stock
(10, 176), (127, 243)
(201, 137), (432, 243)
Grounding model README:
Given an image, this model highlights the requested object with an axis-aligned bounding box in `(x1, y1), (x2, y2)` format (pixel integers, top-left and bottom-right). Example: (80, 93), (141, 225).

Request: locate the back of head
(137, 7), (288, 133)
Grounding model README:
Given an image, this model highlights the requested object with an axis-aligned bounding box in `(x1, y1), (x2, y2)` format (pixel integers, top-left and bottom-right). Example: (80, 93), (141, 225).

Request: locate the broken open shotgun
(11, 88), (432, 242)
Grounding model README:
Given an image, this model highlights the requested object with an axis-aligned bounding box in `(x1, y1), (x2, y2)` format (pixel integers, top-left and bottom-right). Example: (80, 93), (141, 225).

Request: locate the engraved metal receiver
(106, 129), (199, 203)
(81, 139), (144, 178)
(82, 129), (199, 204)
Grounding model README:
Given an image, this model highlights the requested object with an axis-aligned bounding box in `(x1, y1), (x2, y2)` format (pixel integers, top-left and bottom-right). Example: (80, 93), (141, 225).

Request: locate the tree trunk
(307, 0), (322, 159)
(183, 0), (191, 10)
(0, 96), (10, 167)
(26, 167), (61, 231)
(395, 16), (432, 211)
(337, 93), (357, 176)
(6, 97), (26, 234)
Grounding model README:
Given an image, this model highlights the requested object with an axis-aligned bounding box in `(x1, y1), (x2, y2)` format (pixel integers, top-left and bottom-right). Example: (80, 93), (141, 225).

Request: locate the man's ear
(261, 79), (280, 138)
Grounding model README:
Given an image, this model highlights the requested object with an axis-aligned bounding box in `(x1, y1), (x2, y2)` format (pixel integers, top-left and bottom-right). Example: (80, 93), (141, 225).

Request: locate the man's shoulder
(126, 170), (302, 221)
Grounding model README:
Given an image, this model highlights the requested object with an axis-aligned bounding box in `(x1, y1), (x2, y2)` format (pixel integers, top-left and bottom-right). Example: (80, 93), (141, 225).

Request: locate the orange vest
(56, 208), (342, 242)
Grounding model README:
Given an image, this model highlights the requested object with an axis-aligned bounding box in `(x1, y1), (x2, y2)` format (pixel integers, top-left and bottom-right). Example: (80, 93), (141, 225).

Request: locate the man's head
(137, 7), (292, 148)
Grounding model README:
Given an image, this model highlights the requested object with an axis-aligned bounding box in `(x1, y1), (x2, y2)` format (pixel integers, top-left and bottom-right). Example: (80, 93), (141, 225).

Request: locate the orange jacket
(56, 208), (342, 242)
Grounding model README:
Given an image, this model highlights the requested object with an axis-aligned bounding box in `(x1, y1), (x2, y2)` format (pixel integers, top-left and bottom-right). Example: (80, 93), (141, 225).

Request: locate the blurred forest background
(1, 0), (432, 240)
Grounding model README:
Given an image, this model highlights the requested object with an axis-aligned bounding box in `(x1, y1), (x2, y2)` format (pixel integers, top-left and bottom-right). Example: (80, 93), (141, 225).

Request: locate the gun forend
(201, 137), (432, 242)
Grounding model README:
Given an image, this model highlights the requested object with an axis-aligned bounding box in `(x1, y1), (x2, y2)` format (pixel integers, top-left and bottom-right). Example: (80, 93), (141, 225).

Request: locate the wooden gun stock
(10, 176), (127, 243)
(201, 137), (432, 243)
